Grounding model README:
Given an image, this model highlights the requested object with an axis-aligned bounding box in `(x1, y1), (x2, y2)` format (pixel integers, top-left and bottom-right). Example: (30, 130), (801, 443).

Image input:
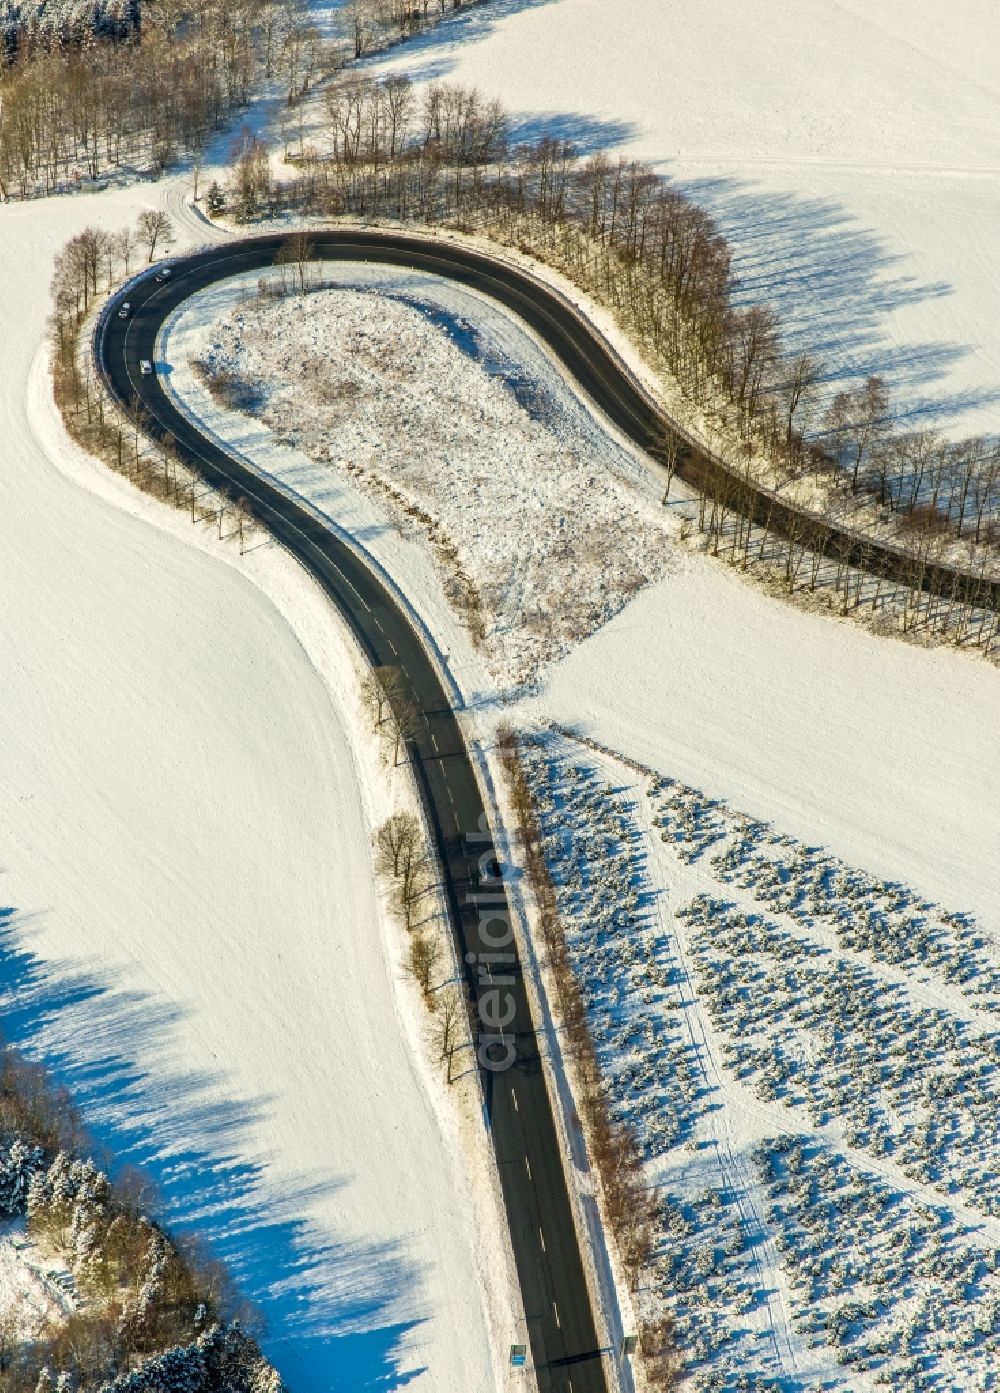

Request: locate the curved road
(93, 225), (1000, 1392)
(95, 233), (626, 1393)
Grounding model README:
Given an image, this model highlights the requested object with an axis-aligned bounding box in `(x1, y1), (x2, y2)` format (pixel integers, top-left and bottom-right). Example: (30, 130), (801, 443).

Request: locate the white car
(118, 302), (131, 319)
(139, 360), (153, 376)
(155, 267), (172, 282)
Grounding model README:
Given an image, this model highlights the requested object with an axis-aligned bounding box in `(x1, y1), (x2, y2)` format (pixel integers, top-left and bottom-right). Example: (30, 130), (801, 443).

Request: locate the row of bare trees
(496, 728), (680, 1389)
(371, 807), (469, 1083)
(49, 222), (263, 557)
(362, 670), (470, 1082)
(240, 73), (1000, 604)
(0, 0), (495, 201)
(322, 73), (505, 169)
(360, 663), (421, 768)
(690, 454), (1000, 650)
(822, 378), (1000, 542)
(363, 670), (461, 1069)
(52, 211), (173, 313)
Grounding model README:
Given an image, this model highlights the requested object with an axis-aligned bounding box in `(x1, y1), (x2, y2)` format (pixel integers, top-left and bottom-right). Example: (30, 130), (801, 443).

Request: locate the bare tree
(970, 443), (1000, 546)
(374, 811), (427, 928)
(383, 73), (413, 159)
(276, 230), (314, 293)
(780, 351), (821, 447)
(433, 985), (466, 1082)
(374, 811), (421, 879)
(360, 664), (407, 730)
(731, 303), (780, 433)
(386, 693), (421, 766)
(346, 0), (377, 58)
(114, 225), (136, 278)
(137, 209), (175, 263)
(234, 495), (254, 553)
(654, 425), (683, 503)
(946, 437), (984, 540)
(129, 395), (154, 480)
(824, 376), (891, 493)
(408, 931), (441, 996)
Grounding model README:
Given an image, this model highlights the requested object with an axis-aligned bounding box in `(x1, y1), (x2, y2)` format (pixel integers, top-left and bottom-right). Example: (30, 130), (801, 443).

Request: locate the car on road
(155, 267), (172, 282)
(118, 302), (131, 319)
(139, 360), (153, 376)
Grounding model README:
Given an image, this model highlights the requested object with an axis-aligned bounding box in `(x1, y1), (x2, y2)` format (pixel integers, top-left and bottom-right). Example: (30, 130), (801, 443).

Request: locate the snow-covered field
(527, 554), (1000, 935)
(520, 732), (1000, 1391)
(5, 3), (1000, 1388)
(179, 266), (672, 688)
(368, 0), (1000, 439)
(0, 189), (510, 1392)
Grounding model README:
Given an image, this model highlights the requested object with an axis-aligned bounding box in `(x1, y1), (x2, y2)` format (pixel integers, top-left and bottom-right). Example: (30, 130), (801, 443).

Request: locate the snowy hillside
(528, 555), (1000, 936)
(368, 0), (1000, 439)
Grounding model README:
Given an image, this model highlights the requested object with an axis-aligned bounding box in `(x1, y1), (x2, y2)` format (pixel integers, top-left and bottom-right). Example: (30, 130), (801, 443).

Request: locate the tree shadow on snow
(505, 109), (636, 158)
(0, 906), (425, 1393)
(362, 3), (637, 157)
(675, 174), (1000, 432)
(356, 0), (998, 436)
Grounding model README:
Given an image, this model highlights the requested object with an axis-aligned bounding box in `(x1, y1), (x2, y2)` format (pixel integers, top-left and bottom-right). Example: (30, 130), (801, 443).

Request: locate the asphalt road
(94, 233), (623, 1393)
(94, 225), (1000, 1392)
